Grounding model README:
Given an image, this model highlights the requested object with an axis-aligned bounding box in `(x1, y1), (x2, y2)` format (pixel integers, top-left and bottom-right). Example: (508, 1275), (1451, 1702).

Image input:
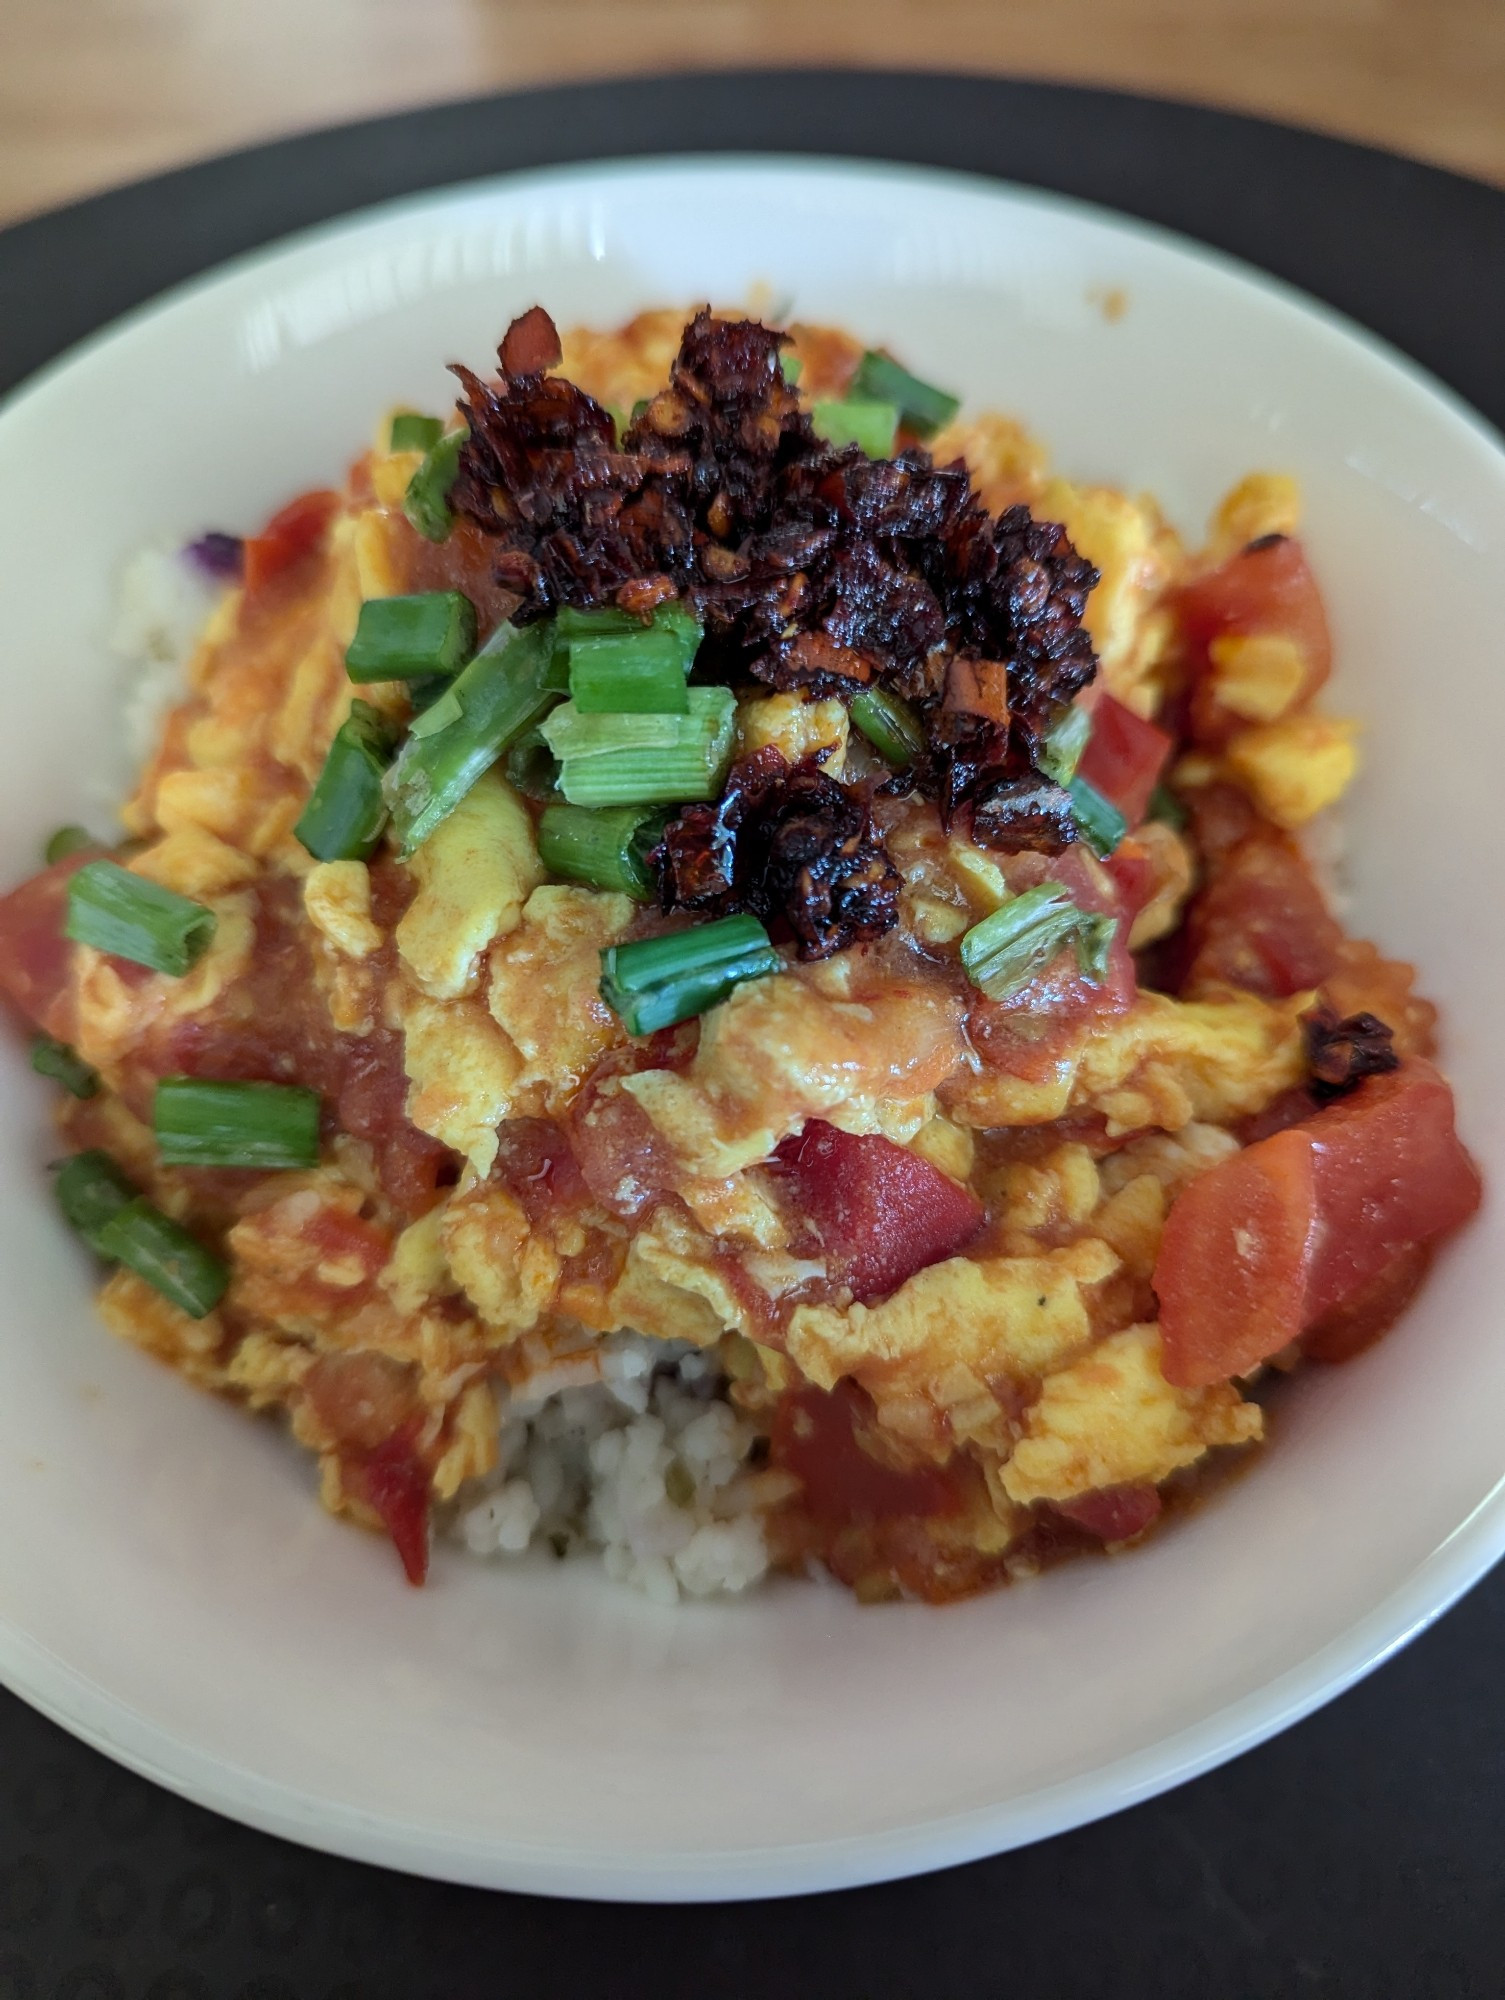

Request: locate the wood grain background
(2, 0), (1502, 229)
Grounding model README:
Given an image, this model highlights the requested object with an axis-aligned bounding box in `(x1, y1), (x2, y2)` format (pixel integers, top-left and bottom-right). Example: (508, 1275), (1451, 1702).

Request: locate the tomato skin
(1304, 1060), (1480, 1322)
(1177, 535), (1332, 681)
(242, 489), (339, 594)
(1055, 1484), (1163, 1541)
(1077, 696), (1173, 827)
(342, 1434), (431, 1586)
(1302, 1242), (1430, 1366)
(1156, 1127), (1318, 1388)
(1178, 824), (1343, 999)
(773, 1119), (984, 1305)
(1155, 1062), (1480, 1387)
(0, 850), (96, 1038)
(771, 1382), (961, 1523)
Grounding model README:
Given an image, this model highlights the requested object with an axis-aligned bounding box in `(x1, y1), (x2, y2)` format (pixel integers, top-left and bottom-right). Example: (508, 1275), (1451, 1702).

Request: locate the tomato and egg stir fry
(0, 306), (1479, 1599)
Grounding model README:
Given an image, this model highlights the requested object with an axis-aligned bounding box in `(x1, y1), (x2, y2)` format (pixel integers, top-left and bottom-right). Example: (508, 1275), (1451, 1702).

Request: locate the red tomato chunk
(1177, 535), (1332, 684)
(1154, 1062), (1480, 1387)
(774, 1120), (984, 1305)
(242, 488), (339, 595)
(1077, 695), (1173, 828)
(1055, 1484), (1163, 1542)
(0, 850), (96, 1039)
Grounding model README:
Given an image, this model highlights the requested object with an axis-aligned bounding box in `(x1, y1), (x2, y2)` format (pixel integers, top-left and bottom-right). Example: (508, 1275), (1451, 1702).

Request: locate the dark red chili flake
(1302, 1004), (1400, 1101)
(655, 749), (901, 960)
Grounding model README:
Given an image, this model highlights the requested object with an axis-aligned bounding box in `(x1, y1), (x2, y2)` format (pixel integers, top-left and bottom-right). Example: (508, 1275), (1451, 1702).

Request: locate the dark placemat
(1, 69), (1502, 1998)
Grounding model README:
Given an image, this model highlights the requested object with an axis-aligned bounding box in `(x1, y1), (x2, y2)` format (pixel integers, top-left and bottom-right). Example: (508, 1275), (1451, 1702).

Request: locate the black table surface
(1, 70), (1502, 2000)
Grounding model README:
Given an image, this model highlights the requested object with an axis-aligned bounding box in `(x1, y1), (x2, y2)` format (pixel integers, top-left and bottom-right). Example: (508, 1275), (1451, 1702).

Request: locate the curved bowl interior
(0, 158), (1501, 1900)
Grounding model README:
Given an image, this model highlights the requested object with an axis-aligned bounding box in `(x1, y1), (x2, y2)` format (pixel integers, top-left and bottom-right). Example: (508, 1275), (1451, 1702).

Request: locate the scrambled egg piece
(785, 1240), (1119, 1461)
(560, 309), (688, 410)
(942, 989), (1307, 1132)
(737, 691), (848, 774)
(440, 1182), (561, 1338)
(1001, 1323), (1262, 1505)
(396, 771), (541, 1000)
(1225, 713), (1359, 828)
(624, 961), (965, 1177)
(97, 1268), (229, 1389)
(399, 988), (526, 1177)
(130, 827), (257, 899)
(1207, 633), (1308, 723)
(304, 859), (383, 959)
(1038, 476), (1183, 713)
(608, 1208), (752, 1348)
(1204, 471), (1302, 563)
(927, 411), (1047, 513)
(487, 886), (633, 1109)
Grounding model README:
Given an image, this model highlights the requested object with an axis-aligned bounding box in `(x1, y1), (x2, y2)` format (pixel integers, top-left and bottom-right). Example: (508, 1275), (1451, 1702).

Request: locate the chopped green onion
(384, 620), (562, 857)
(504, 726), (560, 802)
(65, 861), (216, 977)
(1147, 782), (1188, 831)
(345, 591), (476, 683)
(850, 351), (960, 439)
(1068, 775), (1129, 858)
(629, 397), (650, 426)
(402, 426), (466, 543)
(43, 825), (97, 866)
(538, 804), (666, 899)
(294, 701), (397, 862)
(407, 673), (454, 715)
(568, 627), (689, 714)
(600, 913), (782, 1036)
(811, 399), (899, 458)
(850, 686), (925, 766)
(95, 1198), (229, 1318)
(1072, 911), (1119, 983)
(1038, 703), (1093, 787)
(406, 685), (464, 738)
(54, 1149), (135, 1251)
(780, 352), (804, 387)
(557, 599), (701, 674)
(960, 883), (1117, 1004)
(30, 1035), (99, 1099)
(541, 687), (737, 806)
(389, 411), (444, 453)
(154, 1077), (321, 1170)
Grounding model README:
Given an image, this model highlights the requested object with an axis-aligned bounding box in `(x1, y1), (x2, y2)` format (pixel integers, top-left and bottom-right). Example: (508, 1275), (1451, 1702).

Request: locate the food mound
(0, 306), (1480, 1603)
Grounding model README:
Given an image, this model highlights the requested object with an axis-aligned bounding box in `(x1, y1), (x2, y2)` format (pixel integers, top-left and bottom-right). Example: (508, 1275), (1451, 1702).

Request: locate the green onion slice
(95, 1198), (229, 1318)
(1068, 775), (1129, 858)
(600, 914), (782, 1036)
(1038, 702), (1093, 787)
(960, 883), (1118, 1004)
(345, 591), (476, 683)
(43, 825), (98, 866)
(568, 627), (689, 714)
(65, 861), (216, 977)
(402, 426), (467, 543)
(780, 352), (804, 387)
(1147, 782), (1188, 831)
(964, 880), (1120, 1000)
(503, 726), (560, 802)
(154, 1077), (321, 1170)
(295, 700), (397, 863)
(30, 1035), (99, 1099)
(384, 620), (562, 857)
(54, 1149), (136, 1251)
(811, 399), (899, 458)
(538, 803), (666, 899)
(389, 411), (443, 453)
(849, 351), (960, 439)
(850, 686), (925, 766)
(542, 687), (737, 807)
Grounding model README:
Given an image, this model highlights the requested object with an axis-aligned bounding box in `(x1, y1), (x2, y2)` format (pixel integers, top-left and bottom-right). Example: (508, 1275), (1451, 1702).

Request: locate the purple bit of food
(183, 532), (245, 583)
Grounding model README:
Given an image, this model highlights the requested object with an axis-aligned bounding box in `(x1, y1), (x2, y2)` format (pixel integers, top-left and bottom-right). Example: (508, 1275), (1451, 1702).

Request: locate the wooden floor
(2, 0), (1502, 228)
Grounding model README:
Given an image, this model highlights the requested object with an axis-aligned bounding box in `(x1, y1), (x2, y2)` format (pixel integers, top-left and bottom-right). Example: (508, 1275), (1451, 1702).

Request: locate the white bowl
(0, 157), (1501, 1902)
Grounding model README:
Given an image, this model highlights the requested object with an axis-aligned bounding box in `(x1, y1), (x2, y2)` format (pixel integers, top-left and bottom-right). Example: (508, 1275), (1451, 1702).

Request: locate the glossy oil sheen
(0, 158), (1500, 1900)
